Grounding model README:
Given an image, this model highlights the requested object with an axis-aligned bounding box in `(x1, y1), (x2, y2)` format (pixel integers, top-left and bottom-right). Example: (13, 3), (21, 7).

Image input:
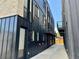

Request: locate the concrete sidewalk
(30, 44), (69, 59)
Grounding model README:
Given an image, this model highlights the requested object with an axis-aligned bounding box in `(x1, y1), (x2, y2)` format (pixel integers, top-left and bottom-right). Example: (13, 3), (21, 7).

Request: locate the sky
(48, 0), (62, 33)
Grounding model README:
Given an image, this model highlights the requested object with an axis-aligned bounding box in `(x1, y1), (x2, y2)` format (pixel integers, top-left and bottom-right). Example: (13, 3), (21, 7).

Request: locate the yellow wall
(55, 37), (64, 45)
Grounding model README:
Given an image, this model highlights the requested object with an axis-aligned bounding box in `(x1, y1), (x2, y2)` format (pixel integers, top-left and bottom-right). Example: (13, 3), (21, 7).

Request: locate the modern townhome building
(62, 0), (79, 59)
(0, 0), (54, 59)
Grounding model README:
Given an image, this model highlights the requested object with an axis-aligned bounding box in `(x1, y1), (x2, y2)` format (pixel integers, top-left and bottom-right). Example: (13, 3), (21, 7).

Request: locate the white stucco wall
(63, 0), (79, 59)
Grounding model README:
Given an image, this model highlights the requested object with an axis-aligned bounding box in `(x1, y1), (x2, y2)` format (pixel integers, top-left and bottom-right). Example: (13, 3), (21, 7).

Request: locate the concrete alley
(30, 44), (69, 59)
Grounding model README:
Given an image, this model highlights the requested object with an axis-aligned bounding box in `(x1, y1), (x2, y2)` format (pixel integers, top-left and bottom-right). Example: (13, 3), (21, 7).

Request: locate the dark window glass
(24, 0), (28, 8)
(24, 7), (27, 18)
(43, 0), (46, 10)
(24, 0), (28, 18)
(33, 4), (39, 19)
(35, 5), (38, 17)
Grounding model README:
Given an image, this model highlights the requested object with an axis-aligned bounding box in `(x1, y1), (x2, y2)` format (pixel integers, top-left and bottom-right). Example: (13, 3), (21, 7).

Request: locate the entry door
(18, 28), (25, 59)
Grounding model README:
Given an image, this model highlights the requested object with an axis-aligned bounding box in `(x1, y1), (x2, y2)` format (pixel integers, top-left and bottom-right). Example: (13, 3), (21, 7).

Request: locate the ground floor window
(18, 28), (25, 59)
(32, 31), (35, 41)
(37, 32), (39, 41)
(43, 35), (45, 41)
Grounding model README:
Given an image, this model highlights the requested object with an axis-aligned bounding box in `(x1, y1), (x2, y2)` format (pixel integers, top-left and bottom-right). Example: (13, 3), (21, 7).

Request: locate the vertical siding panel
(10, 16), (15, 59)
(0, 19), (2, 58)
(12, 16), (17, 59)
(2, 18), (8, 59)
(0, 19), (6, 59)
(5, 18), (10, 59)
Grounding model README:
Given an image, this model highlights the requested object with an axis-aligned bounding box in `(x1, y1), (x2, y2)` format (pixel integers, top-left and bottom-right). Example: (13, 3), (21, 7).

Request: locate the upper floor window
(33, 4), (39, 19)
(24, 0), (28, 8)
(24, 0), (28, 18)
(39, 10), (43, 20)
(43, 0), (46, 10)
(30, 0), (32, 12)
(32, 31), (35, 41)
(48, 16), (50, 23)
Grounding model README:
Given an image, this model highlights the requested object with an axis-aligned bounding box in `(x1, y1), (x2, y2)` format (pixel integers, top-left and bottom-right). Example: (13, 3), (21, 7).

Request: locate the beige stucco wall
(0, 0), (24, 18)
(18, 0), (24, 17)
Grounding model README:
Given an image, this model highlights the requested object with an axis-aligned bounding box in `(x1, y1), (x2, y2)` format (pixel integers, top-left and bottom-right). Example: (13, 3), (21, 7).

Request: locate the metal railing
(57, 21), (63, 29)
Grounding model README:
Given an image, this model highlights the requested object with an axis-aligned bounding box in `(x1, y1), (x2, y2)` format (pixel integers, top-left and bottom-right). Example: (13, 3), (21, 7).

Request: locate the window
(43, 0), (46, 10)
(33, 5), (35, 19)
(43, 35), (45, 41)
(29, 0), (33, 22)
(48, 16), (50, 23)
(32, 31), (35, 41)
(24, 0), (28, 18)
(33, 4), (39, 18)
(38, 9), (39, 17)
(35, 5), (38, 17)
(39, 10), (43, 20)
(30, 0), (32, 12)
(24, 7), (27, 18)
(24, 0), (28, 8)
(42, 15), (45, 25)
(18, 28), (25, 59)
(37, 32), (39, 41)
(39, 10), (44, 24)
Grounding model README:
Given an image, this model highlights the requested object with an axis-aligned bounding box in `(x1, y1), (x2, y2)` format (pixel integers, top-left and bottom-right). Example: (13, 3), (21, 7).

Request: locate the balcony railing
(57, 21), (64, 36)
(57, 21), (63, 29)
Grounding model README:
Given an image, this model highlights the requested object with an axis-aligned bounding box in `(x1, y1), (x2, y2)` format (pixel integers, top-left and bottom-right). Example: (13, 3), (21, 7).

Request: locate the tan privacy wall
(0, 0), (24, 18)
(18, 0), (24, 17)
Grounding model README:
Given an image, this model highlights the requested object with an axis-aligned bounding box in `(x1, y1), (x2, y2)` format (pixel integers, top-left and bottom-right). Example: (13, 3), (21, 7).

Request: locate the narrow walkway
(30, 44), (69, 59)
